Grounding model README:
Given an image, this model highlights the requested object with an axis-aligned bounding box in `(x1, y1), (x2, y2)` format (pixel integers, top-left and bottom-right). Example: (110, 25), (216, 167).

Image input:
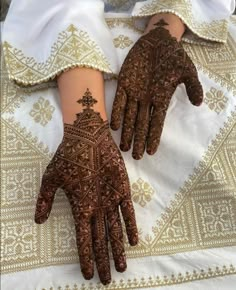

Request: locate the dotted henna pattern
(35, 89), (138, 285)
(111, 19), (203, 160)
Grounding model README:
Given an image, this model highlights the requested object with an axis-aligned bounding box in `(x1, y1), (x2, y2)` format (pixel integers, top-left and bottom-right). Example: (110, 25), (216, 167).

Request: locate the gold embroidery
(29, 97), (55, 127)
(2, 166), (40, 207)
(131, 178), (155, 207)
(1, 219), (38, 262)
(198, 198), (235, 239)
(106, 17), (144, 34)
(205, 87), (228, 114)
(183, 34), (236, 96)
(154, 206), (190, 244)
(1, 117), (52, 160)
(41, 265), (236, 290)
(113, 35), (134, 49)
(149, 110), (236, 255)
(3, 24), (112, 86)
(133, 0), (228, 43)
(231, 16), (236, 26)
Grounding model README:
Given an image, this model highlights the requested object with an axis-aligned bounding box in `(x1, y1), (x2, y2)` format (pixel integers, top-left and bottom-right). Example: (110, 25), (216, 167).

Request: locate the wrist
(57, 67), (107, 124)
(144, 13), (185, 41)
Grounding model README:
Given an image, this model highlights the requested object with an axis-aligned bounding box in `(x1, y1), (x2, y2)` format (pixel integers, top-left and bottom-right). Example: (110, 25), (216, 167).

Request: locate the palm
(111, 20), (203, 159)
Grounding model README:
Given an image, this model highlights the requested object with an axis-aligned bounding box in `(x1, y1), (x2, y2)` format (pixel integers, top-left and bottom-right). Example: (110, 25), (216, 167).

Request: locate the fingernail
(34, 215), (46, 224)
(129, 235), (139, 246)
(83, 270), (94, 280)
(132, 152), (142, 160)
(101, 278), (111, 285)
(146, 148), (156, 155)
(195, 100), (203, 106)
(192, 97), (203, 106)
(120, 143), (130, 152)
(110, 122), (119, 131)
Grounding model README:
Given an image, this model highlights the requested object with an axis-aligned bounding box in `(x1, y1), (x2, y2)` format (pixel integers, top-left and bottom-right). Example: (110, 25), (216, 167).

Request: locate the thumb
(35, 165), (60, 224)
(182, 58), (203, 106)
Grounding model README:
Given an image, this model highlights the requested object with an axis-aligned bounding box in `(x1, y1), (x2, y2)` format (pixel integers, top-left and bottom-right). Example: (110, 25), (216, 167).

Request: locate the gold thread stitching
(3, 25), (112, 86)
(41, 265), (236, 289)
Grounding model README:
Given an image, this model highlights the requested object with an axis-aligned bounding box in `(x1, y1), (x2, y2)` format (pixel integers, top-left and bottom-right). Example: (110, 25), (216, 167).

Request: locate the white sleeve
(132, 0), (236, 44)
(2, 0), (118, 86)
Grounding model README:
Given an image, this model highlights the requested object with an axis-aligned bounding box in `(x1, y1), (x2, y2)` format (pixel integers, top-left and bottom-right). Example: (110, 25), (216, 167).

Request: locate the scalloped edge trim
(41, 264), (236, 289)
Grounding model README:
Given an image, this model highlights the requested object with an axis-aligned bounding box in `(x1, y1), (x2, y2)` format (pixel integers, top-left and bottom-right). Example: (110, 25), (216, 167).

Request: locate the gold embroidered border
(3, 24), (112, 86)
(183, 33), (236, 96)
(1, 117), (52, 160)
(106, 17), (144, 34)
(42, 265), (236, 290)
(132, 0), (228, 43)
(148, 109), (236, 255)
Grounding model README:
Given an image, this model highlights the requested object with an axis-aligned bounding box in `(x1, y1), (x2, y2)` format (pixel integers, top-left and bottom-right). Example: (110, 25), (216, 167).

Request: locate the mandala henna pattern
(35, 89), (138, 285)
(111, 19), (204, 160)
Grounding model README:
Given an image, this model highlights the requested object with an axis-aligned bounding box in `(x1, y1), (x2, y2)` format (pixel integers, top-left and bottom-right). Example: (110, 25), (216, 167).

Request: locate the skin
(57, 67), (107, 123)
(144, 13), (186, 40)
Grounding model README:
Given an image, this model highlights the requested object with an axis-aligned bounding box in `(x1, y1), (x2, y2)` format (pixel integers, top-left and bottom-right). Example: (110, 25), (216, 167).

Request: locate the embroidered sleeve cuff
(132, 0), (235, 44)
(2, 0), (118, 87)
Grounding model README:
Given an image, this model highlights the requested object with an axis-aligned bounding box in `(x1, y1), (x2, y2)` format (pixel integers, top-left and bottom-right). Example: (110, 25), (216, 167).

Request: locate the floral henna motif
(111, 19), (203, 160)
(35, 89), (138, 285)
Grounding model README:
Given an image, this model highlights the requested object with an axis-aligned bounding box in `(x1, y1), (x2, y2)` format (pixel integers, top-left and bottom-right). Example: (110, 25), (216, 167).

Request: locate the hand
(35, 89), (138, 285)
(111, 19), (203, 160)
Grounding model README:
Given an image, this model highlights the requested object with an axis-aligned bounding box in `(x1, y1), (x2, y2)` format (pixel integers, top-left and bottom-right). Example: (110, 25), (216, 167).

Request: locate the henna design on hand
(35, 89), (138, 285)
(111, 19), (203, 160)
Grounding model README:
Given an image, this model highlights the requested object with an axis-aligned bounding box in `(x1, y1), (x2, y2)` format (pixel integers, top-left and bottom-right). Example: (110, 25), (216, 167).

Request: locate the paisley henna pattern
(111, 19), (203, 160)
(35, 89), (138, 285)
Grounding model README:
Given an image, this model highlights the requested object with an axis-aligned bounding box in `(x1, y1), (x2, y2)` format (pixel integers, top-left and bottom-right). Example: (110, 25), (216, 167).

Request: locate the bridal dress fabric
(1, 0), (236, 289)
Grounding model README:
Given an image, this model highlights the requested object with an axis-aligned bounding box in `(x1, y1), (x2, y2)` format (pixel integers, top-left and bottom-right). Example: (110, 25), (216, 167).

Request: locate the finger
(35, 163), (60, 224)
(120, 199), (138, 246)
(120, 99), (138, 152)
(92, 212), (111, 285)
(107, 207), (126, 273)
(110, 86), (127, 131)
(146, 106), (166, 155)
(132, 103), (150, 160)
(74, 216), (94, 280)
(182, 59), (203, 106)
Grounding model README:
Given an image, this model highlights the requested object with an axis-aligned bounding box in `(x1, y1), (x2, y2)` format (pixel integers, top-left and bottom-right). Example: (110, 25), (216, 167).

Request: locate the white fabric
(2, 0), (236, 86)
(3, 0), (118, 73)
(132, 0), (235, 19)
(2, 247), (236, 290)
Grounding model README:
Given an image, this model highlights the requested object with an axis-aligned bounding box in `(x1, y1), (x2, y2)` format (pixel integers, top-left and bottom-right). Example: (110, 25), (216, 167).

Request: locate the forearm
(144, 13), (185, 41)
(57, 67), (107, 124)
